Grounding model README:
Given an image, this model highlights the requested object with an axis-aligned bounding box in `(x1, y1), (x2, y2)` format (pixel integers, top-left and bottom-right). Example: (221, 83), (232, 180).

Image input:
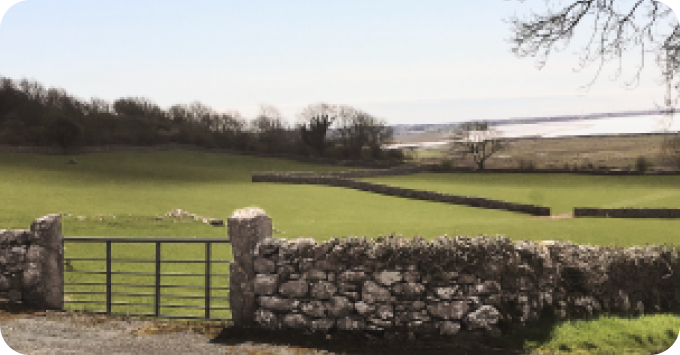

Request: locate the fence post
(24, 214), (63, 310)
(228, 207), (272, 328)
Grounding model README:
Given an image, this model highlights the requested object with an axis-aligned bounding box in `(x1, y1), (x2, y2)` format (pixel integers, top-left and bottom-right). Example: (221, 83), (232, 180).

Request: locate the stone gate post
(228, 207), (272, 327)
(24, 214), (63, 310)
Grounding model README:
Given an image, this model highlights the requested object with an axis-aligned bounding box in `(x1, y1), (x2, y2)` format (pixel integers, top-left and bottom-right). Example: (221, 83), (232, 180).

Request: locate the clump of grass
(515, 314), (680, 355)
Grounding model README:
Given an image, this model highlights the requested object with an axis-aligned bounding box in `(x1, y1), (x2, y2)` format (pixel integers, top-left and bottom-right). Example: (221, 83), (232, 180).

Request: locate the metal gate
(63, 237), (232, 321)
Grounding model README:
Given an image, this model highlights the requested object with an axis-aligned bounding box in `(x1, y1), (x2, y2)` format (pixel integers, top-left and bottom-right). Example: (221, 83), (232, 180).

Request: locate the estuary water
(387, 114), (680, 149)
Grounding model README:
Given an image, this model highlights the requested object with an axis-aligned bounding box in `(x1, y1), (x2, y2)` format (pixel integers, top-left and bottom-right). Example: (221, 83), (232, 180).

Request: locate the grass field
(363, 172), (680, 247)
(1, 150), (679, 354)
(401, 134), (673, 170)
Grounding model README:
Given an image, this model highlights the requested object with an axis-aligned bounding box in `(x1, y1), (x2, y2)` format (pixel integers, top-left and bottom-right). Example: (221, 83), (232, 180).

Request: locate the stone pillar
(23, 214), (63, 310)
(228, 207), (272, 327)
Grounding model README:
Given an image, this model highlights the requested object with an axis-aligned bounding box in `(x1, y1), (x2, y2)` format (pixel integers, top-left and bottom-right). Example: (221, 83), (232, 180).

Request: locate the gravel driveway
(0, 311), (337, 355)
(0, 310), (550, 355)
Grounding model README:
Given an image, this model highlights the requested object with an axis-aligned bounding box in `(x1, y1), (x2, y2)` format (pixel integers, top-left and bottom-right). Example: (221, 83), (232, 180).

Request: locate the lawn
(1, 150), (679, 354)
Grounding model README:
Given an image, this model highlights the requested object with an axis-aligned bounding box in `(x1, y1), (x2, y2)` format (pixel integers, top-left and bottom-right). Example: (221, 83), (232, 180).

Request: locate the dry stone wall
(0, 215), (63, 310)
(252, 173), (550, 216)
(574, 207), (680, 218)
(250, 235), (680, 340)
(430, 166), (680, 176)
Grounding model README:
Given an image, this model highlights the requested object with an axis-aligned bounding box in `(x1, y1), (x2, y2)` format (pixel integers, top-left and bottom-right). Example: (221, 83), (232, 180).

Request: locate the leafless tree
(168, 104), (191, 124)
(215, 110), (244, 133)
(511, 0), (680, 167)
(17, 78), (48, 105)
(510, 0), (679, 107)
(449, 122), (505, 170)
(298, 102), (337, 154)
(335, 105), (394, 159)
(250, 104), (290, 152)
(252, 104), (286, 133)
(86, 98), (112, 115)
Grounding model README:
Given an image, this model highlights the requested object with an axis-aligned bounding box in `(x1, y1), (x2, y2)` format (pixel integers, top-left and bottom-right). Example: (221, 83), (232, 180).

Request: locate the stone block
(337, 316), (365, 331)
(282, 313), (310, 329)
(376, 304), (394, 320)
(305, 269), (327, 282)
(279, 280), (309, 298)
(254, 309), (280, 330)
(355, 301), (376, 315)
(253, 274), (279, 295)
(326, 296), (353, 317)
(362, 280), (392, 303)
(434, 286), (459, 300)
(465, 305), (501, 330)
(439, 321), (461, 336)
(427, 301), (469, 320)
(392, 282), (426, 300)
(258, 295), (300, 312)
(338, 270), (368, 283)
(310, 281), (337, 300)
(311, 318), (335, 332)
(300, 300), (327, 318)
(253, 257), (276, 274)
(374, 270), (402, 286)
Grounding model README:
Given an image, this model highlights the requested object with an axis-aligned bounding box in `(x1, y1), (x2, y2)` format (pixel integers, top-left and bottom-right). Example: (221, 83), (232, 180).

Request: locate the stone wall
(252, 173), (551, 216)
(0, 215), (64, 309)
(249, 233), (680, 340)
(429, 166), (680, 176)
(574, 207), (680, 218)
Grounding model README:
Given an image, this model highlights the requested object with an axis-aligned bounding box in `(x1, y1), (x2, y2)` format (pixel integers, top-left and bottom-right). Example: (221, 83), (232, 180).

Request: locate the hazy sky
(1, 0), (679, 124)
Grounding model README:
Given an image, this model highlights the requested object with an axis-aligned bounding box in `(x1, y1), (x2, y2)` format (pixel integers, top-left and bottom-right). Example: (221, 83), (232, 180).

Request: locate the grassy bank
(1, 150), (679, 354)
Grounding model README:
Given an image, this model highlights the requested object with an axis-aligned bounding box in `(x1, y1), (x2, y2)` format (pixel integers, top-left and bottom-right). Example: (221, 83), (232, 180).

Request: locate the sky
(0, 0), (679, 125)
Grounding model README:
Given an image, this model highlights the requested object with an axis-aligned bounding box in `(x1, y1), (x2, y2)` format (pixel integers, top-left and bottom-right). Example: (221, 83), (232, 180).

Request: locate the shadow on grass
(210, 307), (607, 354)
(210, 319), (560, 355)
(0, 302), (668, 355)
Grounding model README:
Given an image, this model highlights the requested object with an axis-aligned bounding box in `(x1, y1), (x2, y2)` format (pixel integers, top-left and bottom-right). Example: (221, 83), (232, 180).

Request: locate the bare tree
(335, 105), (394, 159)
(449, 121), (505, 170)
(510, 0), (679, 107)
(86, 98), (112, 115)
(187, 102), (215, 126)
(252, 104), (285, 133)
(298, 102), (337, 155)
(251, 104), (290, 152)
(168, 104), (191, 124)
(214, 110), (244, 133)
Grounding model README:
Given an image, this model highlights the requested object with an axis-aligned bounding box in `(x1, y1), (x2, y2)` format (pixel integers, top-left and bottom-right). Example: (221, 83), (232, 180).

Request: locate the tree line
(0, 76), (402, 160)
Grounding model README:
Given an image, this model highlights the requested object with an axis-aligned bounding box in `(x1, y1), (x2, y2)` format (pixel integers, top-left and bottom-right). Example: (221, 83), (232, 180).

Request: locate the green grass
(362, 172), (680, 247)
(2, 150), (680, 354)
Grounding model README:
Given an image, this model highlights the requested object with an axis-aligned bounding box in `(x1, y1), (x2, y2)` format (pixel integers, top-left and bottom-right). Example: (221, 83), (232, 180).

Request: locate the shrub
(635, 156), (652, 173)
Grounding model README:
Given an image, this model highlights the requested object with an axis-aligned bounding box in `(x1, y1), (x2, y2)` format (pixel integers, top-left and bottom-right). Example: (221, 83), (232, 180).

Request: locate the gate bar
(155, 242), (161, 317)
(205, 242), (211, 319)
(106, 241), (112, 314)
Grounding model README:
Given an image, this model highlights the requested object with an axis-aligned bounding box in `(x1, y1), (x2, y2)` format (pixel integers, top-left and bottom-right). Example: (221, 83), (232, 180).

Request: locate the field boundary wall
(227, 208), (680, 341)
(0, 215), (63, 310)
(574, 207), (680, 218)
(252, 171), (551, 217)
(429, 166), (680, 176)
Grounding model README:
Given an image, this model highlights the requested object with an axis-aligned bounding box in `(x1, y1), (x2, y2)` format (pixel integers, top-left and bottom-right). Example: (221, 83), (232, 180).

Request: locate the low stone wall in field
(251, 235), (680, 340)
(429, 166), (680, 175)
(574, 207), (680, 218)
(0, 215), (63, 309)
(252, 173), (550, 216)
